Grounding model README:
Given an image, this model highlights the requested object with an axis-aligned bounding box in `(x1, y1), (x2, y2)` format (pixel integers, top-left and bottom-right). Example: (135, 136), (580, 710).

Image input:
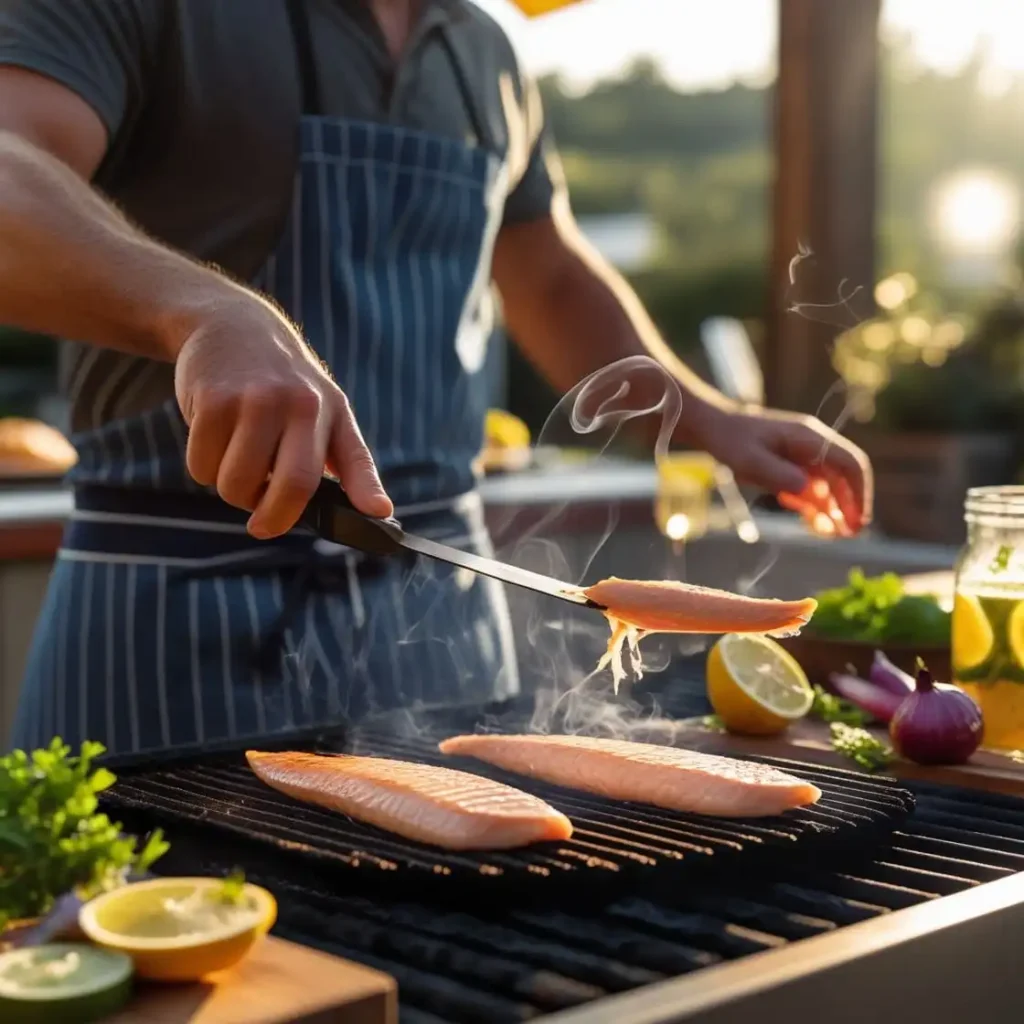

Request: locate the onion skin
(869, 651), (915, 697)
(829, 672), (906, 724)
(889, 664), (984, 766)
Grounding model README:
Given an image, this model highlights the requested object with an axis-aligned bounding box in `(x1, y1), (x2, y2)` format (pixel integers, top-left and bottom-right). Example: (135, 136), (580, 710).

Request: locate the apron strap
(285, 0), (324, 117)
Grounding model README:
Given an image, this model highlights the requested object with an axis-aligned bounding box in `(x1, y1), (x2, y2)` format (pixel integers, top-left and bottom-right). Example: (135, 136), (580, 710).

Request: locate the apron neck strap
(285, 0), (324, 117)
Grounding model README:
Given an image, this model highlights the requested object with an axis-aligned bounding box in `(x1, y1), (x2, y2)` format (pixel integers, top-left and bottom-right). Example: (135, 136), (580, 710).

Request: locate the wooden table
(108, 936), (397, 1024)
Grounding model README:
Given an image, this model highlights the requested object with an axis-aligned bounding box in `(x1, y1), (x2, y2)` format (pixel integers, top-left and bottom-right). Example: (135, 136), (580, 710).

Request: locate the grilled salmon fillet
(246, 750), (572, 850)
(439, 735), (821, 818)
(578, 577), (816, 689)
(582, 577), (817, 637)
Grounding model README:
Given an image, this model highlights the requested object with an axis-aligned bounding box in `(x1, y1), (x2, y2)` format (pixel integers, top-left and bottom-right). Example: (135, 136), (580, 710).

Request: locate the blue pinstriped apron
(10, 0), (518, 756)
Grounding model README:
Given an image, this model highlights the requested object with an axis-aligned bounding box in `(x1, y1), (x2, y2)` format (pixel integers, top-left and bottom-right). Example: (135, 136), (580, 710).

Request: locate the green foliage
(830, 723), (894, 773)
(809, 569), (951, 645)
(0, 739), (168, 930)
(811, 686), (872, 728)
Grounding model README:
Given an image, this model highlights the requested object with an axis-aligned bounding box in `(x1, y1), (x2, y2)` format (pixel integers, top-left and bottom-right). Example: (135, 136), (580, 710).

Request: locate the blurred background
(5, 0), (1024, 549)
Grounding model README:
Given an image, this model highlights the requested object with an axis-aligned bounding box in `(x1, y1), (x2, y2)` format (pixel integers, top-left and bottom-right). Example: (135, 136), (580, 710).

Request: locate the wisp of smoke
(492, 355), (739, 745)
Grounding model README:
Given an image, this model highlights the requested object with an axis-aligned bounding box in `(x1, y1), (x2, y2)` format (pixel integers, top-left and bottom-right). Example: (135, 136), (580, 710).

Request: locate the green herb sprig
(829, 723), (893, 773)
(811, 685), (872, 727)
(0, 739), (168, 930)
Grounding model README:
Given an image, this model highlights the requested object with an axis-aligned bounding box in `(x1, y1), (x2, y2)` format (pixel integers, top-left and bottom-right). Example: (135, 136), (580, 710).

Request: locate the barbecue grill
(100, 687), (1024, 1023)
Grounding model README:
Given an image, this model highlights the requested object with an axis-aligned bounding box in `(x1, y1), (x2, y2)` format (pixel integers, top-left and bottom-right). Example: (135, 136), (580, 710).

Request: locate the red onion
(829, 672), (906, 724)
(889, 662), (984, 765)
(868, 651), (915, 697)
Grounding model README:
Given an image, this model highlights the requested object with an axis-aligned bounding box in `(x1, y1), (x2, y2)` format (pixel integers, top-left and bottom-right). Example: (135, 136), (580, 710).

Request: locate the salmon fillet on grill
(439, 735), (821, 818)
(245, 750), (573, 850)
(577, 577), (817, 689)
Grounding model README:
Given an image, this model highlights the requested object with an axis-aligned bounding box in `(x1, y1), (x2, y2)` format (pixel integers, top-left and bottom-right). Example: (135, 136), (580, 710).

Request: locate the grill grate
(103, 731), (914, 904)
(107, 761), (1024, 1024)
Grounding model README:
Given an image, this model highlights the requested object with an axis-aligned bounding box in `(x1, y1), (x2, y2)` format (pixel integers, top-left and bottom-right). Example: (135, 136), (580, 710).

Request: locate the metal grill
(134, 777), (1024, 1024)
(103, 731), (913, 903)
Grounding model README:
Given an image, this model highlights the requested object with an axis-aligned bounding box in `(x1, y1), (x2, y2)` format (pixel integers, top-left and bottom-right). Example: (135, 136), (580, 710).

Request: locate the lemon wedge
(706, 634), (813, 736)
(953, 592), (995, 672)
(79, 877), (276, 982)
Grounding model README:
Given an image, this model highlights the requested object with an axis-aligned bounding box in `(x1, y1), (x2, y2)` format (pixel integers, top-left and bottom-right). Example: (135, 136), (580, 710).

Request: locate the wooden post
(765, 0), (881, 414)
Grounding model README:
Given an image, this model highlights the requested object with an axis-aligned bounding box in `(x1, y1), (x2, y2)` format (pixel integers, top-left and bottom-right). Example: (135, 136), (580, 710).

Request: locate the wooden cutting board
(106, 936), (397, 1024)
(677, 717), (1024, 797)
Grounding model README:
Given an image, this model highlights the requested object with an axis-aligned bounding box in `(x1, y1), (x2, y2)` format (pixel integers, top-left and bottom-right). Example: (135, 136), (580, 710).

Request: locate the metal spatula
(301, 478), (602, 609)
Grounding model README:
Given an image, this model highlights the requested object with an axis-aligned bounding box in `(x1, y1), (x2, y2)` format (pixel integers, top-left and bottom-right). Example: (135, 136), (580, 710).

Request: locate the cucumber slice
(0, 943), (133, 1024)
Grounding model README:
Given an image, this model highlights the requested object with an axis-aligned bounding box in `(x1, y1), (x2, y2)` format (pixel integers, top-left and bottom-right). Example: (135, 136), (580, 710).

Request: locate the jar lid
(965, 486), (1024, 524)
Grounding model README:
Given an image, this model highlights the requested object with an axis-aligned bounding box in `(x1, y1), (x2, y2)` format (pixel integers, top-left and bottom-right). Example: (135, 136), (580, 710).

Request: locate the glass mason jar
(953, 486), (1024, 751)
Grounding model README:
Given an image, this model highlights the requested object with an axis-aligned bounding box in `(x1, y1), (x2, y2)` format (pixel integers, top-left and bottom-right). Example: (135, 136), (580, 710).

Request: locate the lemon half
(79, 878), (276, 982)
(707, 634), (813, 736)
(953, 593), (995, 672)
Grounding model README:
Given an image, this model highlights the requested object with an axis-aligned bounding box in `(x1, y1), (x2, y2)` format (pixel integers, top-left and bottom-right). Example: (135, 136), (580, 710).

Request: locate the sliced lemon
(1007, 601), (1024, 669)
(484, 409), (530, 450)
(0, 943), (132, 1024)
(953, 592), (995, 672)
(79, 877), (276, 982)
(706, 634), (813, 736)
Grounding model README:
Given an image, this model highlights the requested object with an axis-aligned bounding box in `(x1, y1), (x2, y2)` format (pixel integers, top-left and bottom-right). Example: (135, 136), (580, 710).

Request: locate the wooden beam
(765, 0), (881, 414)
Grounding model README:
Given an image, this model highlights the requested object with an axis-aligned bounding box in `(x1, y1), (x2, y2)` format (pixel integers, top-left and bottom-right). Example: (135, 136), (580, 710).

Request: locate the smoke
(489, 355), (763, 745)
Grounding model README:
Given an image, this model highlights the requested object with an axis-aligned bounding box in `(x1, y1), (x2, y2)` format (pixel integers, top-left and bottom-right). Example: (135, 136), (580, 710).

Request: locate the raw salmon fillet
(439, 735), (821, 818)
(246, 750), (572, 850)
(582, 577), (817, 636)
(579, 577), (817, 689)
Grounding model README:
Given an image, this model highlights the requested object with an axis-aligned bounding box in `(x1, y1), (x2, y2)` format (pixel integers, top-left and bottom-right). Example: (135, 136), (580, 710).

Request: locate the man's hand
(690, 404), (873, 537)
(174, 296), (392, 538)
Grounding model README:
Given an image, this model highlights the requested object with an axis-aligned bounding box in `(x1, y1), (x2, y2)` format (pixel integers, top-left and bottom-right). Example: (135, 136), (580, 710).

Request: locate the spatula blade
(396, 532), (598, 608)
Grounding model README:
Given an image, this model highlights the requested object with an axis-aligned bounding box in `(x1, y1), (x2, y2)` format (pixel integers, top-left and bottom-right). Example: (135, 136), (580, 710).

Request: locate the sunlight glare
(932, 170), (1020, 255)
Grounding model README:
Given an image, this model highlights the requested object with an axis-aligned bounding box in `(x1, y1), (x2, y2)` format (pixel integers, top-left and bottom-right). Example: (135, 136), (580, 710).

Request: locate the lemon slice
(0, 943), (132, 1024)
(79, 877), (276, 982)
(953, 592), (994, 672)
(1007, 601), (1024, 669)
(706, 634), (813, 736)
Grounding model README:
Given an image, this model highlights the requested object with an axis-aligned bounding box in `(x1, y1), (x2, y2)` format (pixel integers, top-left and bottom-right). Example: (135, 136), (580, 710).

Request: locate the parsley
(809, 569), (949, 646)
(811, 685), (872, 727)
(830, 723), (893, 773)
(991, 545), (1014, 574)
(700, 715), (727, 733)
(0, 739), (169, 930)
(214, 869), (248, 906)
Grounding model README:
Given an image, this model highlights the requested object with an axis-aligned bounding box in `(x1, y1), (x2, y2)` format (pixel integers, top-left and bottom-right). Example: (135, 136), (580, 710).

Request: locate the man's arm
(492, 203), (871, 533)
(0, 67), (391, 530)
(0, 68), (244, 359)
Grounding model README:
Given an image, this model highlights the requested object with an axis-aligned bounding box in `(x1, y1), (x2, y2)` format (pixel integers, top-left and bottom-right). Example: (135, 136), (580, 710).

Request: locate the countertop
(0, 461), (960, 567)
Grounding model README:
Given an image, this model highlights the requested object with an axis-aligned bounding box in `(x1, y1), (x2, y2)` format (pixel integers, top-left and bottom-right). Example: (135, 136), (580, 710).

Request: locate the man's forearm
(494, 213), (738, 445)
(0, 131), (250, 359)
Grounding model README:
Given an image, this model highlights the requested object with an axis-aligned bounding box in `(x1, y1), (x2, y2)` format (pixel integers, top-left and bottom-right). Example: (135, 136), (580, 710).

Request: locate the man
(0, 0), (870, 757)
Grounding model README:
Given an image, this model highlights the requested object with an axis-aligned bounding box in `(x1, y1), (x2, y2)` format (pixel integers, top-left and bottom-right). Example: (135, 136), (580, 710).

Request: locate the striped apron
(9, 0), (518, 757)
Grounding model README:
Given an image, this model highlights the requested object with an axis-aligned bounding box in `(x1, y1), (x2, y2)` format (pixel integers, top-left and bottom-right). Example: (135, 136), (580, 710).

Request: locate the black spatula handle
(301, 477), (406, 556)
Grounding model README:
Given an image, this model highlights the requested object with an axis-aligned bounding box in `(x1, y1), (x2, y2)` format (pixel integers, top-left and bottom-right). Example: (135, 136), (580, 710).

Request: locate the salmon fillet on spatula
(575, 576), (817, 689)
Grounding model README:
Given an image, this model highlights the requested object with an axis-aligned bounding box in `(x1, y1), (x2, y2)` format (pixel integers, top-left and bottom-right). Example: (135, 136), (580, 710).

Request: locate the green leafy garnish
(214, 869), (247, 906)
(700, 715), (726, 733)
(991, 545), (1014, 574)
(809, 569), (950, 646)
(811, 685), (872, 726)
(830, 723), (893, 773)
(0, 739), (169, 930)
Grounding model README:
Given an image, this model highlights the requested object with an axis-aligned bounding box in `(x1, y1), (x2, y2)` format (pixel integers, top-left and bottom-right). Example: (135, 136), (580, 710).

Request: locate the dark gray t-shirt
(0, 0), (563, 432)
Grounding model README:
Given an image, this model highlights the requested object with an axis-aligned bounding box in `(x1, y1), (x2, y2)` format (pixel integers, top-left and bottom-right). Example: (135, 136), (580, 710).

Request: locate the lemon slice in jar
(953, 593), (995, 672)
(0, 943), (132, 1024)
(1007, 601), (1024, 669)
(79, 877), (276, 982)
(706, 634), (813, 735)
